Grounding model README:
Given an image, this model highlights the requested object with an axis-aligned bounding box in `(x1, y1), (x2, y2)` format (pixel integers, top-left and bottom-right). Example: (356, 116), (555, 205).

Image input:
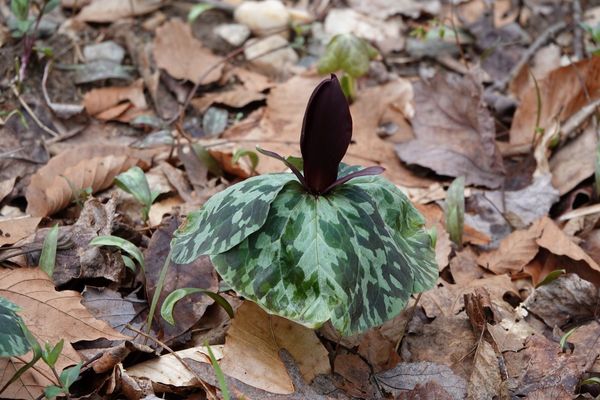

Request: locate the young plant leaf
(89, 235), (145, 271)
(0, 296), (30, 357)
(171, 173), (294, 263)
(445, 177), (465, 249)
(559, 327), (578, 353)
(39, 224), (59, 277)
(10, 0), (29, 21)
(232, 149), (259, 173)
(42, 339), (64, 368)
(161, 288), (234, 325)
(115, 166), (155, 222)
(121, 254), (137, 272)
(188, 3), (214, 22)
(59, 362), (82, 391)
(535, 269), (566, 288)
(317, 33), (379, 78)
(43, 385), (63, 399)
(212, 180), (436, 335)
(206, 342), (230, 400)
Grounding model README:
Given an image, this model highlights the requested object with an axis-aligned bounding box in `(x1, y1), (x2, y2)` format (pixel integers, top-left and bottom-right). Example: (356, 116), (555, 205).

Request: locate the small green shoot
(41, 339), (63, 368)
(535, 269), (566, 288)
(39, 224), (58, 278)
(161, 288), (234, 325)
(193, 144), (224, 177)
(581, 376), (600, 386)
(559, 327), (578, 353)
(205, 342), (230, 400)
(44, 362), (82, 399)
(115, 166), (159, 223)
(188, 3), (214, 23)
(317, 33), (378, 101)
(89, 235), (145, 272)
(232, 149), (259, 175)
(445, 177), (465, 249)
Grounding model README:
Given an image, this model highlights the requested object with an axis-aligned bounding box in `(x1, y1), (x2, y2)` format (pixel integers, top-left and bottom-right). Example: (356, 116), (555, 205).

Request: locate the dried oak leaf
(220, 301), (331, 394)
(25, 144), (151, 217)
(76, 0), (163, 23)
(550, 125), (597, 195)
(83, 79), (149, 122)
(153, 19), (223, 85)
(396, 72), (505, 188)
(510, 56), (600, 147)
(0, 267), (129, 399)
(478, 217), (600, 285)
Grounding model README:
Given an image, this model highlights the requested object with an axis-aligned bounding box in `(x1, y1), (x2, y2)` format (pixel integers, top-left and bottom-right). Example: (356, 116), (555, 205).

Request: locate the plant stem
(145, 247), (173, 340)
(19, 0), (49, 82)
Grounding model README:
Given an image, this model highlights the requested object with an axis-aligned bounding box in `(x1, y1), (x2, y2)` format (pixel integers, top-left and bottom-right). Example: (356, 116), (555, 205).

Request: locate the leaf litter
(2, 1), (600, 399)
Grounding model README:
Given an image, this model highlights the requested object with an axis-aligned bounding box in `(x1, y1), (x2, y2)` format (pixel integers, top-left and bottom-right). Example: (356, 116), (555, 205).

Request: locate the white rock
(234, 0), (290, 37)
(324, 8), (402, 43)
(244, 35), (298, 78)
(83, 41), (125, 64)
(214, 23), (251, 47)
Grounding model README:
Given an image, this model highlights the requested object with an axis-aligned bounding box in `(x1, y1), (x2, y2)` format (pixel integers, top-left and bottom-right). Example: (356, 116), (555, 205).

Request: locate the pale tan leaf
(127, 345), (223, 387)
(0, 216), (41, 246)
(83, 79), (147, 117)
(550, 125), (597, 195)
(76, 0), (164, 22)
(191, 88), (267, 112)
(220, 301), (330, 394)
(25, 144), (152, 217)
(153, 19), (223, 84)
(0, 268), (129, 399)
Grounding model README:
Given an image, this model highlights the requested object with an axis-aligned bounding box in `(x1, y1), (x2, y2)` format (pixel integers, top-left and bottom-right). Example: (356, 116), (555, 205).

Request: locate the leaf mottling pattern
(171, 173), (295, 263)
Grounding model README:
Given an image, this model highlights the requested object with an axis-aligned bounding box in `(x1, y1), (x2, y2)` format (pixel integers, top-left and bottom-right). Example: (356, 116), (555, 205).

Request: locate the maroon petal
(301, 74), (352, 194)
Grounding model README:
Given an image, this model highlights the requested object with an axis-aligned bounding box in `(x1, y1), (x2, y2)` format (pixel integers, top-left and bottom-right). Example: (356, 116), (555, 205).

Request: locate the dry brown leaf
(220, 301), (330, 394)
(477, 224), (540, 275)
(0, 216), (41, 246)
(148, 195), (183, 227)
(25, 144), (151, 217)
(468, 340), (506, 399)
(550, 125), (597, 195)
(153, 19), (223, 84)
(83, 79), (148, 122)
(0, 268), (129, 399)
(510, 56), (600, 147)
(396, 72), (505, 188)
(231, 67), (274, 92)
(208, 148), (252, 179)
(334, 353), (377, 398)
(224, 74), (434, 187)
(0, 177), (15, 203)
(76, 0), (163, 22)
(127, 345), (224, 387)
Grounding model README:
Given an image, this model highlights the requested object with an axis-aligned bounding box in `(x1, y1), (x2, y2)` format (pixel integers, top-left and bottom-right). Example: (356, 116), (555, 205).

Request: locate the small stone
(83, 41), (126, 64)
(324, 8), (402, 43)
(244, 35), (298, 78)
(202, 107), (229, 137)
(214, 23), (251, 47)
(234, 0), (290, 37)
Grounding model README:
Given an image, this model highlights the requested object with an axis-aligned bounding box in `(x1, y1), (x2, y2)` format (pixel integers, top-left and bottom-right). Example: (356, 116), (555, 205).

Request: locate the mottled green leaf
(0, 296), (30, 357)
(212, 179), (436, 335)
(39, 224), (59, 278)
(171, 173), (295, 263)
(318, 33), (379, 78)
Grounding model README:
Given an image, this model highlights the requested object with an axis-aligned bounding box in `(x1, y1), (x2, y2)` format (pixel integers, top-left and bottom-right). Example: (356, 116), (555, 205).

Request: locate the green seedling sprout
(39, 224), (58, 278)
(445, 176), (465, 249)
(114, 166), (160, 224)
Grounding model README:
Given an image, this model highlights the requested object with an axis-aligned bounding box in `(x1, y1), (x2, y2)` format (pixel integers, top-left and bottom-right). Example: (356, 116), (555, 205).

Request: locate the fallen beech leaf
(0, 267), (128, 399)
(396, 73), (505, 188)
(220, 301), (330, 394)
(550, 126), (597, 195)
(153, 19), (223, 84)
(523, 273), (599, 328)
(0, 216), (41, 246)
(208, 148), (252, 179)
(144, 217), (218, 342)
(83, 79), (149, 122)
(25, 144), (151, 217)
(376, 361), (468, 399)
(510, 56), (600, 147)
(148, 195), (183, 227)
(76, 0), (164, 22)
(226, 75), (434, 187)
(127, 345), (223, 387)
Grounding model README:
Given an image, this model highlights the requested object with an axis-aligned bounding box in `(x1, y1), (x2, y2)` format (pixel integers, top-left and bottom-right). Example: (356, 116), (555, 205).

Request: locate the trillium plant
(171, 75), (438, 335)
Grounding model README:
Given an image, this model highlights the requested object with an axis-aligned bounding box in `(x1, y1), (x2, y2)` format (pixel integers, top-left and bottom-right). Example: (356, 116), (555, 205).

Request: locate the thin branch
(10, 84), (59, 137)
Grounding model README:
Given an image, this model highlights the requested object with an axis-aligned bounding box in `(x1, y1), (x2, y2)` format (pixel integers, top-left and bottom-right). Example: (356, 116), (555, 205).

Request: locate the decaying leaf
(25, 144), (151, 217)
(396, 72), (505, 188)
(153, 19), (223, 84)
(83, 79), (149, 122)
(0, 268), (128, 399)
(468, 340), (506, 399)
(550, 125), (597, 195)
(76, 0), (164, 22)
(220, 301), (330, 394)
(0, 216), (41, 246)
(82, 287), (139, 335)
(510, 56), (600, 147)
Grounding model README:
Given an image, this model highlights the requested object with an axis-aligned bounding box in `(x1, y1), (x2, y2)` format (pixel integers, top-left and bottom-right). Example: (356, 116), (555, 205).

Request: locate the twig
(10, 84), (59, 137)
(558, 203), (600, 221)
(395, 292), (423, 352)
(492, 21), (567, 92)
(125, 324), (218, 400)
(572, 0), (584, 60)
